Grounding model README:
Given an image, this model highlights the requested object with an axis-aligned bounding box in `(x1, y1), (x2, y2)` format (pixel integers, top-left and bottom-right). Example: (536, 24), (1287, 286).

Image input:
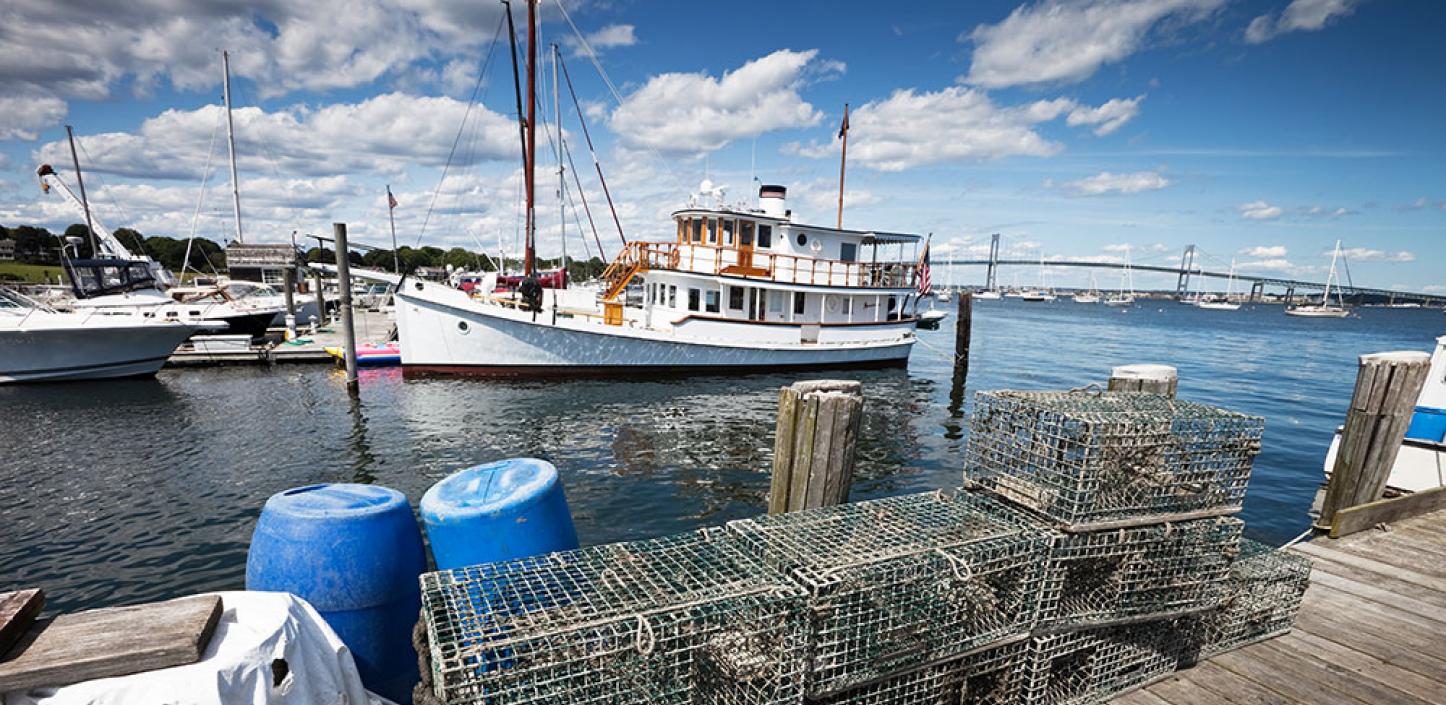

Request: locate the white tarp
(3, 591), (389, 705)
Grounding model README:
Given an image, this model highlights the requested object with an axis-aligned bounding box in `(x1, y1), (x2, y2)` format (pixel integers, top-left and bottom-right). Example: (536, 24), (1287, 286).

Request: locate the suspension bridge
(940, 235), (1441, 307)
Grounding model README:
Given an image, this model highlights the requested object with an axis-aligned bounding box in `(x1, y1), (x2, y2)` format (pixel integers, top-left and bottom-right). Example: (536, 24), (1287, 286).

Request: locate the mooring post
(768, 380), (864, 514)
(311, 270), (327, 332)
(334, 222), (359, 393)
(1316, 351), (1432, 530)
(282, 268), (297, 340)
(955, 292), (974, 375)
(1108, 364), (1179, 397)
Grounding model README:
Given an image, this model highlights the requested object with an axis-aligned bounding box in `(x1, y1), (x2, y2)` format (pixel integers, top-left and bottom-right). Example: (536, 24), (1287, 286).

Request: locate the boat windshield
(0, 287), (53, 313)
(64, 259), (158, 299)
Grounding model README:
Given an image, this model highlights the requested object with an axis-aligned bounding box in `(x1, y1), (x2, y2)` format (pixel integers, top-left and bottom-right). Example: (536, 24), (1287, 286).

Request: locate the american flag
(916, 237), (932, 295)
(387, 188), (398, 210)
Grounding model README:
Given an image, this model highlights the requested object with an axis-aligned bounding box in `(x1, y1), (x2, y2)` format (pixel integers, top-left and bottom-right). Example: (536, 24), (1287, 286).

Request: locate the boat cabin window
(677, 219), (685, 243)
(757, 225), (772, 248)
(64, 259), (157, 299)
(793, 291), (806, 315)
(840, 242), (858, 262)
(705, 218), (717, 244)
(668, 286), (677, 307)
(688, 288), (700, 311)
(721, 219), (735, 246)
(768, 290), (783, 313)
(728, 286), (744, 310)
(739, 221), (755, 247)
(705, 290), (720, 313)
(691, 218), (705, 244)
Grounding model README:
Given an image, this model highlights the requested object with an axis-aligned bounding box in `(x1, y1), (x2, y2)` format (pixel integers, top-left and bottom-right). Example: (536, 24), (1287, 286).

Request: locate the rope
(558, 52), (627, 246)
(562, 137), (605, 260)
(183, 103), (226, 278)
(633, 615), (655, 656)
(1280, 526), (1314, 550)
(934, 548), (973, 582)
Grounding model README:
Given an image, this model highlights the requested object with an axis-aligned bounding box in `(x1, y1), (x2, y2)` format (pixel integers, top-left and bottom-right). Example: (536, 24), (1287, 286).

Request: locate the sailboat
(1197, 259), (1241, 311)
(1073, 272), (1101, 303)
(1103, 247), (1136, 306)
(348, 1), (924, 374)
(1021, 253), (1056, 301)
(1286, 240), (1351, 318)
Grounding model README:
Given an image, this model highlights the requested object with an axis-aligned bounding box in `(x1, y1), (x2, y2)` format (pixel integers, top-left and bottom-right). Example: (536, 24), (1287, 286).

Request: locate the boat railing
(609, 241), (921, 289)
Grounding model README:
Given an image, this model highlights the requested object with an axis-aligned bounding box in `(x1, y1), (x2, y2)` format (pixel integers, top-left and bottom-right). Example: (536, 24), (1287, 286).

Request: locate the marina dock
(165, 309), (394, 367)
(1116, 506), (1446, 705)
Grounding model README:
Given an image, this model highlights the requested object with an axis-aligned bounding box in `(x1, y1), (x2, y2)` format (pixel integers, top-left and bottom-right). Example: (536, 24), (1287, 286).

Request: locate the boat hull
(394, 289), (914, 375)
(1323, 430), (1444, 493)
(0, 322), (204, 383)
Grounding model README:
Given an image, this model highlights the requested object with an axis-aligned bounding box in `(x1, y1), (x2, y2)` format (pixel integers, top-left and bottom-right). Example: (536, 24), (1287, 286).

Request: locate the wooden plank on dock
(1331, 485), (1446, 538)
(1292, 540), (1446, 593)
(0, 594), (221, 692)
(0, 590), (44, 657)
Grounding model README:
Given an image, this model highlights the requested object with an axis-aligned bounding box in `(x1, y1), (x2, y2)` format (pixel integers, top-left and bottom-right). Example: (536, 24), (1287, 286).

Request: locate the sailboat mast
(1325, 239), (1341, 306)
(523, 0), (538, 277)
(222, 50), (244, 244)
(63, 126), (98, 256)
(554, 43), (566, 288)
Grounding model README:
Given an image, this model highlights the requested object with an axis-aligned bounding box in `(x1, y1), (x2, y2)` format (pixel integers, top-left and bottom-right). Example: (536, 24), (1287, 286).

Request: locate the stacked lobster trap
(1175, 538), (1312, 665)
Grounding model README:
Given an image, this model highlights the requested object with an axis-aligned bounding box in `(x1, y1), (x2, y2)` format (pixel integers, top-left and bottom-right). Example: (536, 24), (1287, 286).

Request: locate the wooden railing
(601, 241), (921, 293)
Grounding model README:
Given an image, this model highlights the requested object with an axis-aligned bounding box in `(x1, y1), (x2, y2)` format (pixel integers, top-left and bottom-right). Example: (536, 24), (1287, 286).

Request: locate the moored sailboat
(1286, 240), (1350, 318)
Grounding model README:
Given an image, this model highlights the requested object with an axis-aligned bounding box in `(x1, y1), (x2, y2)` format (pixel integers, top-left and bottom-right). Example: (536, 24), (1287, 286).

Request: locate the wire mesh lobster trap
(725, 491), (1047, 698)
(810, 637), (1031, 705)
(1176, 539), (1311, 664)
(1037, 516), (1244, 628)
(1011, 623), (1182, 705)
(418, 528), (809, 705)
(964, 391), (1263, 528)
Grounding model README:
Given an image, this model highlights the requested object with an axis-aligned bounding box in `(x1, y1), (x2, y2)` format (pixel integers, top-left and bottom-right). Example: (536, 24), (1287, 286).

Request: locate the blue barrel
(246, 484), (425, 704)
(1406, 406), (1446, 443)
(420, 458), (579, 570)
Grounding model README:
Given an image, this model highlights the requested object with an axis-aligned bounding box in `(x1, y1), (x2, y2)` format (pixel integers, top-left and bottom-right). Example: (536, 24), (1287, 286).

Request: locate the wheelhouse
(63, 258), (158, 299)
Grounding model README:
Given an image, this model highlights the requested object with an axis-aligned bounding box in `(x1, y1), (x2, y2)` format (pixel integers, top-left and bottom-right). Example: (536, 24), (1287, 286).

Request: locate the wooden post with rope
(769, 380), (864, 514)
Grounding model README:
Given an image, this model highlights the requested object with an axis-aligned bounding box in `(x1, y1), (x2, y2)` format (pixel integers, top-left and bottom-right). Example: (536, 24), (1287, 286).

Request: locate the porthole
(457, 320), (470, 334)
(414, 281), (424, 291)
(796, 233), (808, 247)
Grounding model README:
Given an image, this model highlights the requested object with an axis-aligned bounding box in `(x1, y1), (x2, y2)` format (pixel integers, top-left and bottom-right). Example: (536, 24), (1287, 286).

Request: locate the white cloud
(0, 94), (67, 141)
(1303, 205), (1353, 218)
(608, 49), (825, 157)
(563, 24), (637, 55)
(1241, 245), (1288, 258)
(1065, 96), (1145, 135)
(1245, 0), (1360, 44)
(1339, 247), (1415, 263)
(1240, 257), (1300, 272)
(785, 89), (1139, 171)
(31, 93), (518, 180)
(962, 0), (1226, 88)
(1057, 170), (1169, 195)
(1239, 200), (1283, 220)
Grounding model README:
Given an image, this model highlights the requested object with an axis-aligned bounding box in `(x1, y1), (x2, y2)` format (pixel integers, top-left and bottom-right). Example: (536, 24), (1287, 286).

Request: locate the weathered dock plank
(1113, 507), (1446, 705)
(0, 589), (44, 657)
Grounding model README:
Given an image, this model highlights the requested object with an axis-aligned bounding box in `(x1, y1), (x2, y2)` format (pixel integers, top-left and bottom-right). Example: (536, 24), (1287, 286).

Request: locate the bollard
(1108, 364), (1178, 397)
(334, 223), (359, 393)
(1316, 351), (1432, 530)
(768, 380), (864, 514)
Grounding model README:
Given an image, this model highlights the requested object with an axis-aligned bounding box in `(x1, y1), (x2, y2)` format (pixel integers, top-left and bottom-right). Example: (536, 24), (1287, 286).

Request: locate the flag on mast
(916, 236), (932, 295)
(838, 106), (850, 139)
(387, 188), (398, 210)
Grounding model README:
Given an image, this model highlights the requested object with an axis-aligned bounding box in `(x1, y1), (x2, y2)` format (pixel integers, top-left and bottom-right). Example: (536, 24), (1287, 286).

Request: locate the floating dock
(165, 309), (394, 367)
(1115, 507), (1446, 705)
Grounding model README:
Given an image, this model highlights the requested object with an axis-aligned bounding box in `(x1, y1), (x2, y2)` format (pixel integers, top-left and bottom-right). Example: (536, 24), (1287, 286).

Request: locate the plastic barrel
(1406, 406), (1446, 443)
(246, 483), (425, 704)
(420, 458), (580, 570)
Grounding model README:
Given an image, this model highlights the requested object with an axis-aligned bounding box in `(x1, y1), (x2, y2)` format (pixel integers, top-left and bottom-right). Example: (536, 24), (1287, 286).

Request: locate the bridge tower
(1175, 245), (1196, 300)
(985, 233), (1000, 291)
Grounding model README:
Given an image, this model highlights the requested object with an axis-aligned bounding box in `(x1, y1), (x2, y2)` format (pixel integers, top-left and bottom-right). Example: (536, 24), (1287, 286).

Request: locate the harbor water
(1, 300), (1439, 614)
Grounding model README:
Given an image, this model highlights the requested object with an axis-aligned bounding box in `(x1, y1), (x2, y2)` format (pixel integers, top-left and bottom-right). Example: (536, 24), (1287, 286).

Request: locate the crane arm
(35, 163), (134, 260)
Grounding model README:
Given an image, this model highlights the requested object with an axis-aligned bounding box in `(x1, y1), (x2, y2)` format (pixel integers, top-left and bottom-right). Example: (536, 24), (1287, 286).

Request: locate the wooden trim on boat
(669, 314), (920, 328)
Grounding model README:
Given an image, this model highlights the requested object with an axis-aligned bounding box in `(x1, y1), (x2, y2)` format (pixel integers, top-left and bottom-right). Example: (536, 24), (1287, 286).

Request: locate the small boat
(0, 286), (220, 383)
(1104, 246), (1136, 306)
(1020, 290), (1056, 302)
(974, 290), (1003, 300)
(1102, 295), (1135, 307)
(1286, 240), (1350, 318)
(326, 341), (402, 367)
(1322, 335), (1446, 493)
(917, 309), (949, 329)
(1196, 259), (1241, 310)
(1073, 272), (1101, 303)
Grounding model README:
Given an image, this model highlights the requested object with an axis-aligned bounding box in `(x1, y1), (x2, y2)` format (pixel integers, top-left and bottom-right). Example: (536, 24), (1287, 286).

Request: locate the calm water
(2, 300), (1440, 614)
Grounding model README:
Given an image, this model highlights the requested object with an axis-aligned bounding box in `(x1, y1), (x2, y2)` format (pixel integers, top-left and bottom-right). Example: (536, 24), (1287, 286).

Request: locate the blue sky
(0, 0), (1441, 292)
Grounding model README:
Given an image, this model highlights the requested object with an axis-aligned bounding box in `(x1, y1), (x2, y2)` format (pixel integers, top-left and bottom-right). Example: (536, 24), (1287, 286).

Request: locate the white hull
(1102, 298), (1134, 307)
(1286, 306), (1350, 318)
(1196, 301), (1241, 311)
(393, 284), (913, 374)
(1324, 431), (1444, 494)
(1072, 295), (1100, 304)
(0, 319), (209, 383)
(974, 290), (1003, 300)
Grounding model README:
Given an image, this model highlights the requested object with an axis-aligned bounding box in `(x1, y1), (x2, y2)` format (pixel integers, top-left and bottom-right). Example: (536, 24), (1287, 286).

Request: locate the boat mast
(1325, 239), (1341, 307)
(222, 50), (244, 244)
(553, 42), (566, 287)
(836, 103), (849, 230)
(63, 126), (98, 256)
(524, 0), (538, 277)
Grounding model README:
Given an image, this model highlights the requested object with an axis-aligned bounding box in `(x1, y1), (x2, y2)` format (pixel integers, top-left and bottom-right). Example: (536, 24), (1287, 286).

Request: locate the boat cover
(2, 591), (388, 705)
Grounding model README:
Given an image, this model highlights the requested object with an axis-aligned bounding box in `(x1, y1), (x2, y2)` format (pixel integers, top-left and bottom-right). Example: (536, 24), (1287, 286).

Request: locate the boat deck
(1113, 507), (1446, 705)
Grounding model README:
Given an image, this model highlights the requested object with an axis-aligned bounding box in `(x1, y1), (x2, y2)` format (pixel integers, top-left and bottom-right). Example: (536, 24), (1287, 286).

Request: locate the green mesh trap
(1038, 516), (1244, 628)
(810, 637), (1030, 705)
(418, 528), (809, 705)
(1020, 623), (1181, 705)
(964, 391), (1263, 527)
(1177, 538), (1311, 664)
(725, 491), (1047, 697)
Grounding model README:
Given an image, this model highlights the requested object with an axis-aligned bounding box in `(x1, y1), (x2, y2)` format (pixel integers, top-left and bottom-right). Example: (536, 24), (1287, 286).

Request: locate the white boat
(1073, 272), (1101, 303)
(974, 290), (1003, 300)
(0, 287), (218, 383)
(1196, 258), (1242, 311)
(1322, 335), (1446, 493)
(1287, 240), (1350, 318)
(1103, 247), (1135, 306)
(1020, 290), (1055, 302)
(918, 308), (949, 329)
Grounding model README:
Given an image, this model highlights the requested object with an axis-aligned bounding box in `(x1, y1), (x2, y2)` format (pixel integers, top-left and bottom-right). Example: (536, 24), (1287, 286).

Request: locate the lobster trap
(1037, 516), (1244, 628)
(1013, 623), (1182, 705)
(964, 391), (1263, 528)
(725, 491), (1046, 697)
(811, 637), (1030, 705)
(1176, 539), (1311, 664)
(418, 528), (809, 705)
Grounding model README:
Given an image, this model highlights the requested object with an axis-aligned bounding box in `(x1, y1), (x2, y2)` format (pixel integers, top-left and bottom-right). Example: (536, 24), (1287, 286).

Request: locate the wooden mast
(524, 0), (538, 277)
(836, 103), (849, 230)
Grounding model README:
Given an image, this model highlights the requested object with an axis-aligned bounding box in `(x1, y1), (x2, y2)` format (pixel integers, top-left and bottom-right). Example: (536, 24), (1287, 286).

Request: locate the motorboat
(0, 287), (220, 383)
(918, 308), (949, 329)
(1020, 290), (1056, 302)
(1322, 335), (1446, 493)
(974, 290), (1003, 300)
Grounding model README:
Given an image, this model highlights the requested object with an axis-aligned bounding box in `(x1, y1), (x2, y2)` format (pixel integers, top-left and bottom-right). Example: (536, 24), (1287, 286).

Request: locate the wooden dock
(165, 308), (394, 367)
(1114, 507), (1446, 705)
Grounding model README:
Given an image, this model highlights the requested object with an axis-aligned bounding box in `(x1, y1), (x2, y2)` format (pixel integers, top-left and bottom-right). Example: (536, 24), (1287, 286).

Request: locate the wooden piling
(1316, 351), (1432, 532)
(955, 292), (973, 375)
(334, 223), (359, 393)
(312, 270), (327, 329)
(1108, 364), (1178, 397)
(282, 268), (297, 339)
(768, 380), (864, 514)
